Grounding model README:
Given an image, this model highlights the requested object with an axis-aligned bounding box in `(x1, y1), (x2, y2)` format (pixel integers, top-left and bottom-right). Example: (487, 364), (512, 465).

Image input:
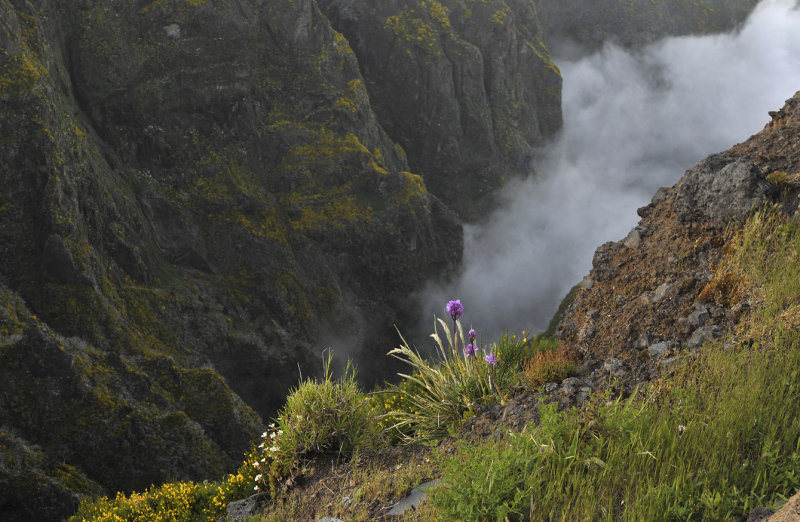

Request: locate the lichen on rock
(0, 0), (472, 518)
(317, 0), (563, 218)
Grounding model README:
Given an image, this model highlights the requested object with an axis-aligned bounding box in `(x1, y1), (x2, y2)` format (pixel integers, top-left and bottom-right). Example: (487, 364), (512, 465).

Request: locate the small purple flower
(465, 343), (477, 357)
(484, 352), (498, 366)
(468, 329), (476, 342)
(445, 300), (463, 321)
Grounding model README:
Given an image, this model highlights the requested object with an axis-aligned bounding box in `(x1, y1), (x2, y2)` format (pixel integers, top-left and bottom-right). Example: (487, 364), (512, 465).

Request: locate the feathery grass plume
(386, 315), (495, 443)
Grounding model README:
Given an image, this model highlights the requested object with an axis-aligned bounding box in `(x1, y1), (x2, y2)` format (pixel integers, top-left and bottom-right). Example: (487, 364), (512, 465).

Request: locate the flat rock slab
(386, 480), (441, 516)
(767, 490), (800, 521)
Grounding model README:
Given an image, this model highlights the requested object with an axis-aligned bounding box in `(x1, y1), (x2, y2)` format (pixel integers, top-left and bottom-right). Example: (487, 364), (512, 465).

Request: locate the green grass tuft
(428, 206), (800, 520)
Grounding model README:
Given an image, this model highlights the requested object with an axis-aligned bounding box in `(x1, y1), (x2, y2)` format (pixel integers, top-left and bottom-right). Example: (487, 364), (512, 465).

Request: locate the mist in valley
(416, 0), (800, 344)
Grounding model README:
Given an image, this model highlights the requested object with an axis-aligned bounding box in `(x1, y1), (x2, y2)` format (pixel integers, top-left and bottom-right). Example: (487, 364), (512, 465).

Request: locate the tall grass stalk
(386, 319), (494, 443)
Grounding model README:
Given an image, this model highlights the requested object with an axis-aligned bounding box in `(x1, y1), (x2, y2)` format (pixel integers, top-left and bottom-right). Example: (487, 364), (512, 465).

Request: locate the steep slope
(536, 0), (758, 54)
(232, 91), (800, 522)
(553, 92), (800, 400)
(318, 0), (563, 218)
(0, 0), (468, 518)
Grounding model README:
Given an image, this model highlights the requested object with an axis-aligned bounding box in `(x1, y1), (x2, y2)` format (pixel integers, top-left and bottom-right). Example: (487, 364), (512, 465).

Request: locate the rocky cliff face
(551, 91), (800, 402)
(318, 0), (562, 217)
(0, 0), (561, 519)
(0, 0), (440, 517)
(536, 0), (757, 54)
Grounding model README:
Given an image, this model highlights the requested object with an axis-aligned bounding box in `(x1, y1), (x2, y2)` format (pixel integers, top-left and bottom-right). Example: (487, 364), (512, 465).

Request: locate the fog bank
(418, 0), (800, 340)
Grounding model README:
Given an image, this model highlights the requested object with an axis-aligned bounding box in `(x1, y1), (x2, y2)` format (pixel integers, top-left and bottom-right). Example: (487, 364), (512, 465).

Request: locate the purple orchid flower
(445, 300), (463, 321)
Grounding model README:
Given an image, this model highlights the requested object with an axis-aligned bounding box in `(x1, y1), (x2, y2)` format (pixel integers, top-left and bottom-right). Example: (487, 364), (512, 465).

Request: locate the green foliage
(492, 332), (559, 388)
(371, 376), (426, 443)
(723, 206), (800, 338)
(280, 357), (383, 456)
(71, 481), (218, 521)
(386, 318), (528, 443)
(252, 355), (383, 495)
(70, 465), (257, 521)
(766, 170), (791, 185)
(68, 472), (263, 522)
(429, 207), (800, 520)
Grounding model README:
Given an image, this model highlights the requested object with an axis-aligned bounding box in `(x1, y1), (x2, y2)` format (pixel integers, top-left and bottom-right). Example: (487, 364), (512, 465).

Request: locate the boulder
(648, 341), (678, 358)
(674, 155), (777, 229)
(766, 490), (800, 521)
(687, 325), (722, 348)
(221, 492), (270, 522)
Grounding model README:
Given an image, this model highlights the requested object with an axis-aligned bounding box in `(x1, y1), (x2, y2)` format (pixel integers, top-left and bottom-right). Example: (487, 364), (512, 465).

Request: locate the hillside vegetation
(2, 0), (795, 520)
(70, 93), (800, 521)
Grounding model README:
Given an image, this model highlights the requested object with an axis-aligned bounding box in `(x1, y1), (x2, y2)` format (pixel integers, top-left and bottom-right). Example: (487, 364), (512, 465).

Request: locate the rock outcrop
(0, 0), (565, 519)
(764, 489), (800, 521)
(555, 91), (800, 396)
(536, 0), (757, 54)
(318, 0), (562, 217)
(673, 155), (777, 228)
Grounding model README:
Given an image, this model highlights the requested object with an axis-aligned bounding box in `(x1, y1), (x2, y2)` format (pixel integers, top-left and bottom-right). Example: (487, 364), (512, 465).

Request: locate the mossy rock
(0, 428), (104, 522)
(537, 0), (758, 53)
(318, 0), (563, 218)
(0, 1), (466, 518)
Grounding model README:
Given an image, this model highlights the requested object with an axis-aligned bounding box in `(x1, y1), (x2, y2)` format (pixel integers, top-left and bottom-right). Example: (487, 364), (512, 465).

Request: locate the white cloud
(417, 0), (800, 340)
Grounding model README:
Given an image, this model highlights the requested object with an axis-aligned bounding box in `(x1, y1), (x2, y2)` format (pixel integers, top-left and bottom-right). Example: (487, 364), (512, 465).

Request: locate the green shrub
(252, 355), (383, 495)
(70, 480), (225, 521)
(371, 376), (426, 443)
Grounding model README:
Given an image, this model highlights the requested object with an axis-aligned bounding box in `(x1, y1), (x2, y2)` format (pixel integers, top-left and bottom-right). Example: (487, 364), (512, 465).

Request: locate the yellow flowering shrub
(371, 376), (425, 443)
(70, 481), (216, 521)
(70, 460), (257, 521)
